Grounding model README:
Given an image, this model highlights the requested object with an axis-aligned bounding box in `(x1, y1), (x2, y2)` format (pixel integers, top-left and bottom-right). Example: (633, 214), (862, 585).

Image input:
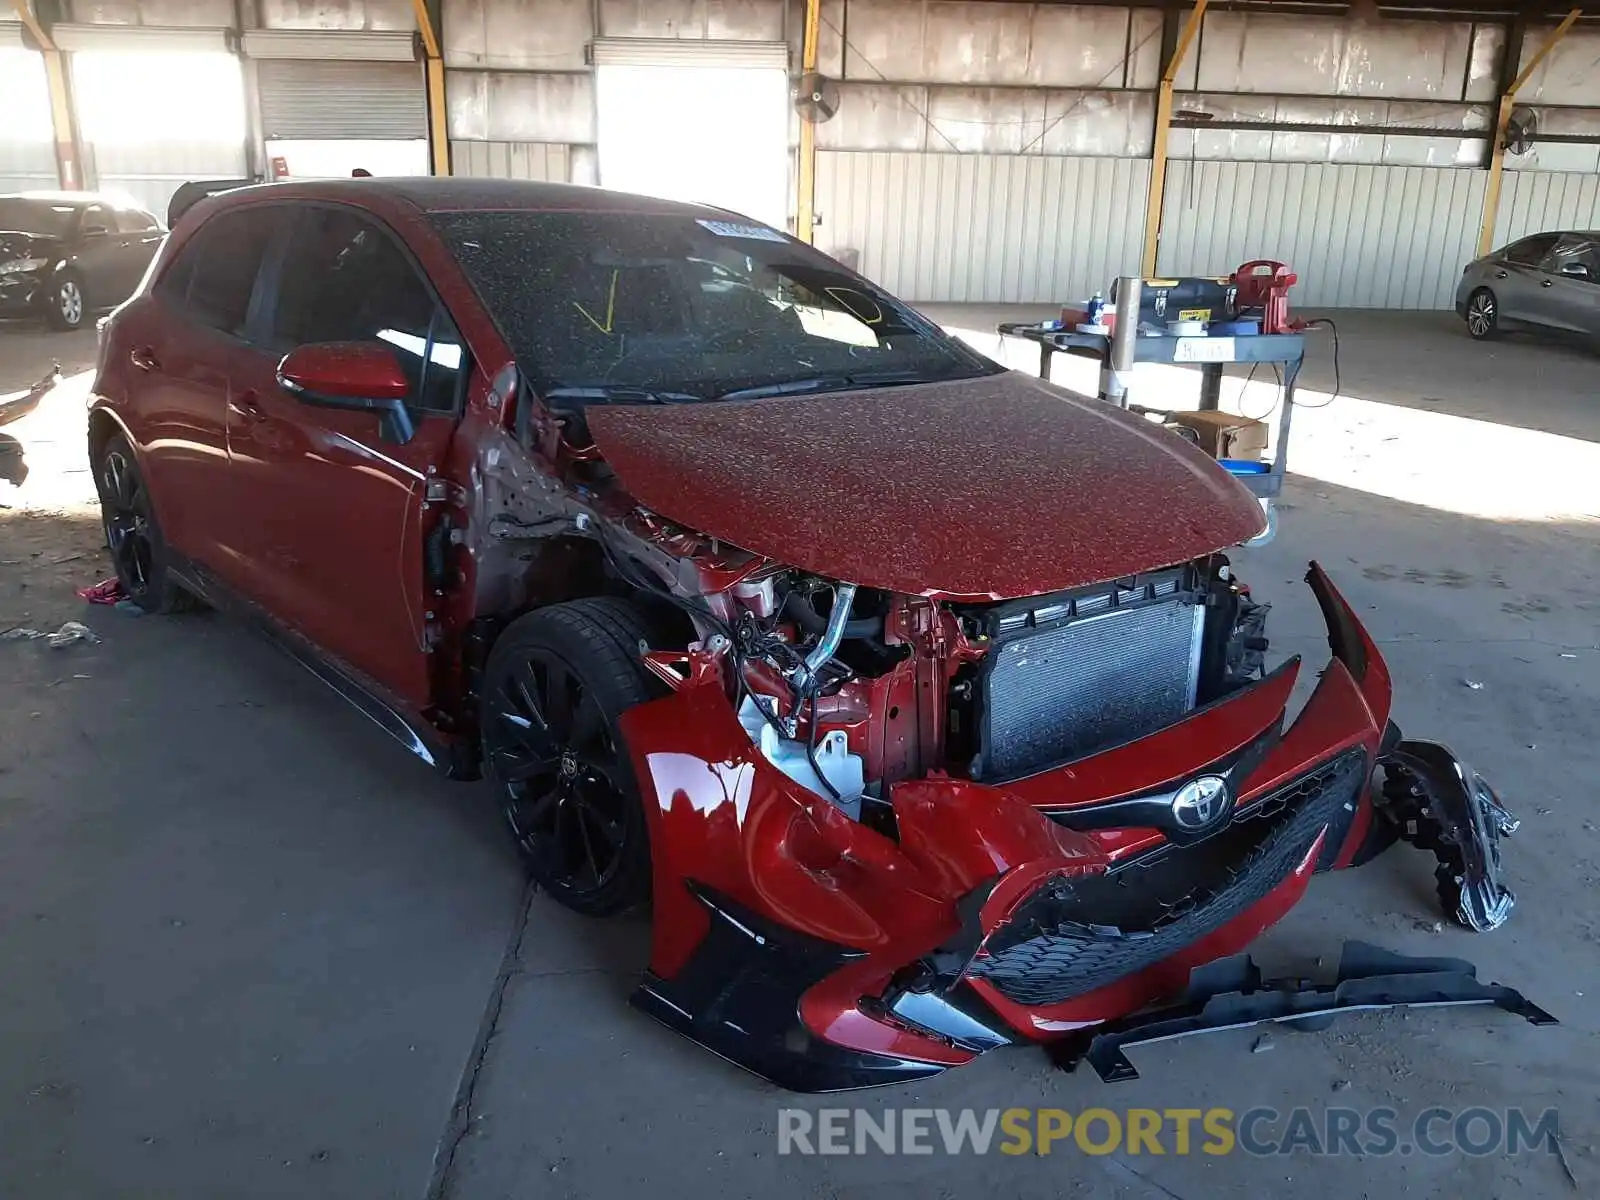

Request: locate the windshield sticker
(696, 219), (788, 243)
(824, 286), (884, 325)
(573, 269), (620, 335)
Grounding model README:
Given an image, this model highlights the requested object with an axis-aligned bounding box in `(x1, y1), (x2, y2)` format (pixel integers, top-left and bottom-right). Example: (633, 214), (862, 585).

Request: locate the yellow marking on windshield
(824, 286), (884, 325)
(574, 270), (620, 334)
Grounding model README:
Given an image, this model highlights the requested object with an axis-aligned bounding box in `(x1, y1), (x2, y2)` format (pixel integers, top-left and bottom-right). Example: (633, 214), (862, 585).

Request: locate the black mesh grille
(966, 749), (1368, 1007)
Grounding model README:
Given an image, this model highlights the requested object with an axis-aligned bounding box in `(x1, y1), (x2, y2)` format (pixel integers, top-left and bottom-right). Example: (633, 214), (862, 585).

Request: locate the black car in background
(0, 192), (165, 331)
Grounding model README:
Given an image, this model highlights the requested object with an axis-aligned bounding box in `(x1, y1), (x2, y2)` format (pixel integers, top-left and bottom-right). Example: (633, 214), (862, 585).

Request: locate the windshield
(0, 199), (76, 238)
(430, 210), (1001, 403)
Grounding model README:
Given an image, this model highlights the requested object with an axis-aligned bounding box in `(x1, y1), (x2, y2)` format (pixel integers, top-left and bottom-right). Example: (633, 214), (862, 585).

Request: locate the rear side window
(268, 206), (464, 414)
(157, 207), (284, 338)
(80, 204), (113, 236)
(116, 207), (160, 233)
(1550, 233), (1600, 280)
(1503, 234), (1559, 267)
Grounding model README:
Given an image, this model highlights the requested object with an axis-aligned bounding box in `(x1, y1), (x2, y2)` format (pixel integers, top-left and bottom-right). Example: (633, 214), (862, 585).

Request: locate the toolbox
(1112, 276), (1236, 328)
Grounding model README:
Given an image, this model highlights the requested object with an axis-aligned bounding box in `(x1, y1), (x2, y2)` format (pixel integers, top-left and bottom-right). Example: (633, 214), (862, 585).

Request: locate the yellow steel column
(412, 0), (451, 176)
(1142, 0), (1208, 278)
(795, 0), (822, 243)
(1479, 8), (1580, 256)
(12, 1), (83, 190)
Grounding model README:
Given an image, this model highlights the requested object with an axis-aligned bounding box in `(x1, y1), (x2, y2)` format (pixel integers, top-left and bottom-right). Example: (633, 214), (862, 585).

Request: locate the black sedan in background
(0, 192), (164, 331)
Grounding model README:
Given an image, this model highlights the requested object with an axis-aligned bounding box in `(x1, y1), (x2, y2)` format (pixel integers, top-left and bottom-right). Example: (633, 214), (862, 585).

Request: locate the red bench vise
(1232, 260), (1302, 334)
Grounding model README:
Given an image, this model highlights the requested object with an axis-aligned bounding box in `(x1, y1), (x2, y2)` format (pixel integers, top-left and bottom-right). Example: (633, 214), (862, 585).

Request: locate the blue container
(1220, 458), (1269, 475)
(1208, 319), (1261, 336)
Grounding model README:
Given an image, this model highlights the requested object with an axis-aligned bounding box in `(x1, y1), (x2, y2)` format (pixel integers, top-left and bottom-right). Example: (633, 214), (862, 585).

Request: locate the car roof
(1513, 229), (1600, 240)
(3, 192), (88, 207)
(3, 191), (154, 210)
(209, 177), (734, 220)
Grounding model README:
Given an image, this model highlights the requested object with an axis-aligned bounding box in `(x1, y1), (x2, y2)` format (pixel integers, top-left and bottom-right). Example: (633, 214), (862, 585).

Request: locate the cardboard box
(1163, 410), (1269, 460)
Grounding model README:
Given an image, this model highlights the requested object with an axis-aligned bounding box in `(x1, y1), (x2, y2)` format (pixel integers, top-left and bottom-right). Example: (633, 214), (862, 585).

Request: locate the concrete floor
(1, 310), (1597, 1199)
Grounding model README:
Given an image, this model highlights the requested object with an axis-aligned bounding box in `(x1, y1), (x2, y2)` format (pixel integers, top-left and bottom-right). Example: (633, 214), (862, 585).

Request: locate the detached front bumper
(620, 564), (1522, 1091)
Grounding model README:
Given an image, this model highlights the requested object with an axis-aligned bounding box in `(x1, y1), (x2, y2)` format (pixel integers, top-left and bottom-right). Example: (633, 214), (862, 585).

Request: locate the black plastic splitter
(1046, 940), (1557, 1083)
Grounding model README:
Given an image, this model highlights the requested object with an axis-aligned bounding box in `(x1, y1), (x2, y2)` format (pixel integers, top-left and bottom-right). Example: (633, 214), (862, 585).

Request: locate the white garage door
(593, 39), (790, 229)
(57, 26), (246, 218)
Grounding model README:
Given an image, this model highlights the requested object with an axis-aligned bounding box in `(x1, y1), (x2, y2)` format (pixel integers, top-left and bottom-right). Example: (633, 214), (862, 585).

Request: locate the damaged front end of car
(596, 527), (1528, 1091)
(465, 380), (1526, 1091)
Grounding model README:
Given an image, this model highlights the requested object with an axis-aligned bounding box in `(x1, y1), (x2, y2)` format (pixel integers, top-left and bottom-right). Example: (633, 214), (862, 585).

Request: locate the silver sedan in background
(1456, 230), (1600, 341)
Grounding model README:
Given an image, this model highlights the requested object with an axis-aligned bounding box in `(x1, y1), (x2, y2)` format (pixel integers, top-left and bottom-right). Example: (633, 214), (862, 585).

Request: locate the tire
(94, 433), (192, 613)
(45, 271), (86, 332)
(480, 598), (665, 915)
(1464, 287), (1500, 340)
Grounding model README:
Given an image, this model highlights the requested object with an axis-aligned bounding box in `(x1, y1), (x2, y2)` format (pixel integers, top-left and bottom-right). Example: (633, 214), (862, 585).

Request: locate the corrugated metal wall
(816, 151), (1149, 303)
(450, 139), (571, 181)
(88, 141), (250, 217)
(1157, 160), (1487, 309)
(1494, 171), (1600, 246)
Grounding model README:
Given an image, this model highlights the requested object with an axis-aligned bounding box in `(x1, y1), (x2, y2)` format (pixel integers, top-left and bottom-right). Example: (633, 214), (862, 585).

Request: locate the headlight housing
(0, 258), (49, 275)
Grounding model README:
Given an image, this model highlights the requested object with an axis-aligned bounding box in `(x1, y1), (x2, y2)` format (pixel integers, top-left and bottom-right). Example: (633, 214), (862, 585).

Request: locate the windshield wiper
(715, 376), (854, 401)
(542, 384), (706, 406)
(716, 367), (975, 402)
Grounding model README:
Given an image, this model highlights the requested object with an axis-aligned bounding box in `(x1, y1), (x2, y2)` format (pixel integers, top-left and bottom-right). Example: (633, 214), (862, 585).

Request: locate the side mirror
(277, 342), (416, 445)
(1561, 261), (1591, 280)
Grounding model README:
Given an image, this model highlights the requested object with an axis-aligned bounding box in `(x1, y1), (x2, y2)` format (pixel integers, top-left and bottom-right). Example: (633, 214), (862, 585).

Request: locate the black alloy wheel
(101, 444), (153, 597)
(1465, 287), (1499, 340)
(94, 433), (189, 612)
(481, 599), (661, 915)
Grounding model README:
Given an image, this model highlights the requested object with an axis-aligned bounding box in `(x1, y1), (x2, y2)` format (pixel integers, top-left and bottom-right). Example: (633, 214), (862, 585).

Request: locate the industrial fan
(794, 72), (841, 123)
(1504, 107), (1538, 155)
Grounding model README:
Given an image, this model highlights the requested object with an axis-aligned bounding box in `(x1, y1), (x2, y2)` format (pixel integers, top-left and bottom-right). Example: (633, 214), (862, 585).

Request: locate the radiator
(972, 571), (1205, 780)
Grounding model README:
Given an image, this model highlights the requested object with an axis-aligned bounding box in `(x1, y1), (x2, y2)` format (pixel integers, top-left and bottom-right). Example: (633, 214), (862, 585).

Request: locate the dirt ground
(1, 311), (1597, 1199)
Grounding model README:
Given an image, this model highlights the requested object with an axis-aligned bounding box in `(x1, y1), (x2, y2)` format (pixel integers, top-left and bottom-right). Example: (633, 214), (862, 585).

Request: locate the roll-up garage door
(591, 40), (790, 227)
(256, 60), (426, 141)
(246, 30), (427, 179)
(55, 24), (246, 218)
(589, 39), (789, 69)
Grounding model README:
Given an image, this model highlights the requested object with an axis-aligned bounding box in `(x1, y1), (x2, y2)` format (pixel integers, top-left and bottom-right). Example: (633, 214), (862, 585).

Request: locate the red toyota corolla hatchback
(88, 178), (1526, 1090)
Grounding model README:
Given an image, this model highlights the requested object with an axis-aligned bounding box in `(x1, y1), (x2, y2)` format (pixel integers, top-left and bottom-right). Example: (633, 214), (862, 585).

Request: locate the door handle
(229, 392), (264, 421)
(1541, 279), (1554, 288)
(1494, 270), (1508, 279)
(129, 346), (160, 372)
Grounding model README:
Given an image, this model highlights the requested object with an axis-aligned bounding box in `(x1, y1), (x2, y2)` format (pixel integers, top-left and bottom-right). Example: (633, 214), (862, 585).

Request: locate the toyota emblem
(1171, 776), (1229, 830)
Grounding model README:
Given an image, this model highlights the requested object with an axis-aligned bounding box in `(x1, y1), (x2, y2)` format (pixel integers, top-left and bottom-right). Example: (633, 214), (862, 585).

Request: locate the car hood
(584, 371), (1267, 600)
(0, 231), (60, 262)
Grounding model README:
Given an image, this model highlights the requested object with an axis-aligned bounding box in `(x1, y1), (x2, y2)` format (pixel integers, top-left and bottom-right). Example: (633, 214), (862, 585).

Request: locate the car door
(1491, 232), (1560, 326)
(1529, 234), (1600, 335)
(72, 203), (122, 306)
(227, 203), (466, 709)
(118, 204), (288, 587)
(112, 204), (166, 301)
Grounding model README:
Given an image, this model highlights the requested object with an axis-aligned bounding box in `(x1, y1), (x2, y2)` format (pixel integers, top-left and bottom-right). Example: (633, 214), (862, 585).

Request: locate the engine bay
(602, 509), (1275, 824)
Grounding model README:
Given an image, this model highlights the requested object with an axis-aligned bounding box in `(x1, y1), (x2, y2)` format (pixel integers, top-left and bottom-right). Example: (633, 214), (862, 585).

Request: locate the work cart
(996, 322), (1305, 503)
